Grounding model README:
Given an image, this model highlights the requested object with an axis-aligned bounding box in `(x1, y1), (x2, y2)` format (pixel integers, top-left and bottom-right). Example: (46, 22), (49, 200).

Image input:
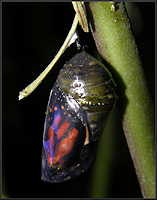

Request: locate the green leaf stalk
(88, 2), (155, 198)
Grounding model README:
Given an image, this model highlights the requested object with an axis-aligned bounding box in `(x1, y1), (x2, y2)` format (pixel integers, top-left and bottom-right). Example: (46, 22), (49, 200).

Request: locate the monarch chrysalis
(41, 51), (118, 183)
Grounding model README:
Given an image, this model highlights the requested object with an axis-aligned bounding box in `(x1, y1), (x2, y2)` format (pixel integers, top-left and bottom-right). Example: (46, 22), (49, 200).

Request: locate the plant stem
(89, 108), (119, 198)
(88, 2), (155, 198)
(18, 13), (79, 101)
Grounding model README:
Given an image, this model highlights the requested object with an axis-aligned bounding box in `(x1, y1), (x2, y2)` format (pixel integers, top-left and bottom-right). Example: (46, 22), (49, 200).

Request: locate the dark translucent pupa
(41, 51), (118, 183)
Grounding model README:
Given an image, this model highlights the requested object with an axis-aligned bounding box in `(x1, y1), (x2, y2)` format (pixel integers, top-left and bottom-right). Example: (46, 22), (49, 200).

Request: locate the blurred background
(2, 2), (154, 198)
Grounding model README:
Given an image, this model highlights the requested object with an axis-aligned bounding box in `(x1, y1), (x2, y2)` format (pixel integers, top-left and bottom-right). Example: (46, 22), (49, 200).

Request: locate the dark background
(2, 2), (155, 198)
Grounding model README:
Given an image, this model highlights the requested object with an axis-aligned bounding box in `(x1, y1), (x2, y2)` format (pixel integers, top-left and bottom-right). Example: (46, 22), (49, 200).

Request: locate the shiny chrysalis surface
(41, 51), (118, 183)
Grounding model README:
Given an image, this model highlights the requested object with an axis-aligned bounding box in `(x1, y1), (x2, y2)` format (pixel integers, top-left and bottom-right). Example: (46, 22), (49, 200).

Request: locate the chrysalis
(41, 51), (118, 183)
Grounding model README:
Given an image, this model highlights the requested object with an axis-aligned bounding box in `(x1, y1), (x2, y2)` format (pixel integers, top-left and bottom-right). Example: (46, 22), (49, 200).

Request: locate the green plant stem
(18, 13), (79, 100)
(89, 108), (119, 198)
(88, 2), (155, 198)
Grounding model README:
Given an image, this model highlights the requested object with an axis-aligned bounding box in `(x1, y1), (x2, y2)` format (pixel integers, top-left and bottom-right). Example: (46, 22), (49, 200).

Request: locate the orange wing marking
(57, 121), (70, 140)
(52, 128), (79, 165)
